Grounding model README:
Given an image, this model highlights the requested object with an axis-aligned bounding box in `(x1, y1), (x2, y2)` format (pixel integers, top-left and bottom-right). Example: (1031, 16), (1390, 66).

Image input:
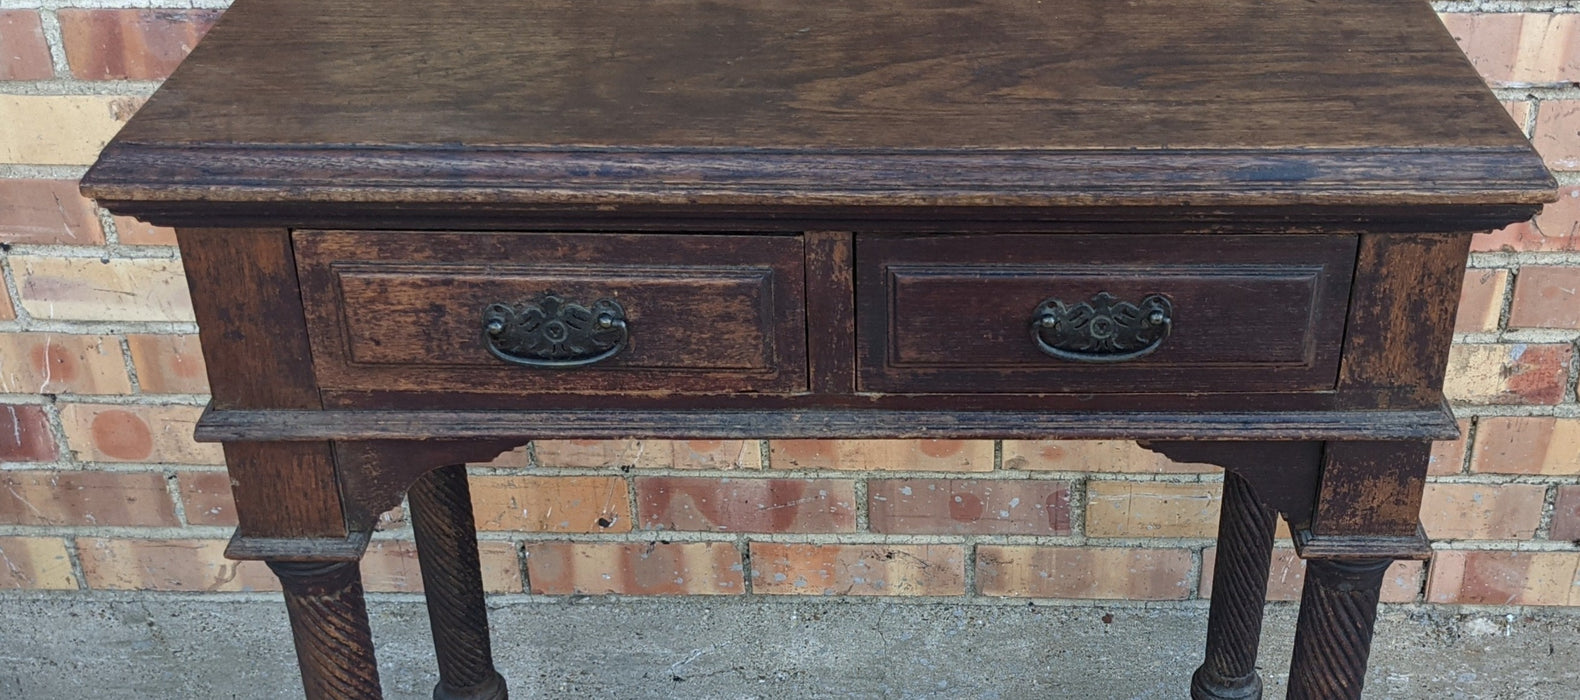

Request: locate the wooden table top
(82, 0), (1554, 223)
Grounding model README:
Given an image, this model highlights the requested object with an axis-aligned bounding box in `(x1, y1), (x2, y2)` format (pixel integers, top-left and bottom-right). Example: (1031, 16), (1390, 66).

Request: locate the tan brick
(76, 538), (278, 592)
(0, 95), (139, 165)
(0, 471), (176, 527)
(769, 439), (993, 472)
(1508, 266), (1580, 329)
(0, 281), (12, 321)
(1534, 100), (1580, 170)
(1470, 417), (1580, 475)
(1003, 439), (1215, 473)
(1455, 269), (1508, 333)
(867, 479), (1071, 535)
(750, 542), (965, 596)
(14, 256), (193, 322)
(469, 475), (631, 532)
(359, 539), (520, 593)
(111, 215), (178, 246)
(1474, 186), (1580, 253)
(636, 477), (856, 533)
(58, 10), (221, 80)
(1200, 548), (1420, 603)
(0, 334), (130, 395)
(1552, 486), (1580, 542)
(1086, 481), (1220, 538)
(175, 470), (234, 526)
(976, 545), (1192, 600)
(525, 541), (743, 595)
(1428, 420), (1471, 476)
(1443, 344), (1571, 405)
(0, 180), (106, 245)
(1504, 100), (1532, 130)
(1427, 550), (1580, 606)
(0, 537), (77, 590)
(1440, 13), (1580, 87)
(0, 11), (53, 80)
(60, 403), (222, 464)
(127, 334), (209, 394)
(1420, 483), (1545, 540)
(0, 404), (57, 462)
(533, 439), (761, 469)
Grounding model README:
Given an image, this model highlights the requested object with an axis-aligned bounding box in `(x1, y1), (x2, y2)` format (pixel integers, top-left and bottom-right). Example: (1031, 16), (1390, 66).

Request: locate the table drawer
(294, 231), (808, 397)
(856, 234), (1357, 394)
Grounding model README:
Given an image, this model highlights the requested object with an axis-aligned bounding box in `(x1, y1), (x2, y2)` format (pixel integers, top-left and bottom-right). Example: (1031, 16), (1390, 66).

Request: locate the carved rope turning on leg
(1192, 471), (1278, 700)
(267, 559), (384, 700)
(1287, 558), (1392, 700)
(409, 464), (508, 700)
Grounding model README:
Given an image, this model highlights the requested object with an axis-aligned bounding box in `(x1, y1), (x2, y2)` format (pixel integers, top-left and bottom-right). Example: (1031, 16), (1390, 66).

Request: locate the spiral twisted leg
(1192, 471), (1278, 700)
(410, 465), (508, 700)
(1287, 558), (1391, 700)
(267, 560), (383, 700)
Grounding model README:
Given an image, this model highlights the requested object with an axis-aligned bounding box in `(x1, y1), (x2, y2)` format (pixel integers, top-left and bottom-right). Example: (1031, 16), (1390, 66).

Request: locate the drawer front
(295, 231), (807, 396)
(856, 234), (1357, 394)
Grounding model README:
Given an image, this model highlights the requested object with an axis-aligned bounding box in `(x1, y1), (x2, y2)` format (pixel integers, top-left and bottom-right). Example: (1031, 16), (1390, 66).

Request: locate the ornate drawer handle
(1031, 292), (1173, 363)
(482, 292), (628, 368)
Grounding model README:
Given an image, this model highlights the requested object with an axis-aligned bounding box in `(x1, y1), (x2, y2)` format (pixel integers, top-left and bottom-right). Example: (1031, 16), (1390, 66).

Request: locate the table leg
(1286, 558), (1391, 700)
(267, 560), (384, 700)
(1193, 471), (1278, 700)
(410, 464), (508, 700)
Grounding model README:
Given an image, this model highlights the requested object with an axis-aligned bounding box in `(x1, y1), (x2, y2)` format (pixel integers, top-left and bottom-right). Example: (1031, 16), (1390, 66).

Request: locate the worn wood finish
(1286, 558), (1393, 700)
(1136, 441), (1325, 530)
(1312, 441), (1433, 539)
(295, 231), (807, 397)
(804, 231), (856, 395)
(857, 234), (1355, 394)
(1193, 471), (1278, 700)
(268, 560), (382, 700)
(221, 442), (346, 540)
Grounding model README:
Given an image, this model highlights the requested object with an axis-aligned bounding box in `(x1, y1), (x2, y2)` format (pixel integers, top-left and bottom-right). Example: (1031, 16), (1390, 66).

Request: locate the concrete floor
(3, 593), (1578, 699)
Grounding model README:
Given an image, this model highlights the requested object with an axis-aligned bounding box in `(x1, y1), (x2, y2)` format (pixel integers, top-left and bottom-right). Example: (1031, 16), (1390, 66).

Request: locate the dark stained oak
(78, 0), (1558, 697)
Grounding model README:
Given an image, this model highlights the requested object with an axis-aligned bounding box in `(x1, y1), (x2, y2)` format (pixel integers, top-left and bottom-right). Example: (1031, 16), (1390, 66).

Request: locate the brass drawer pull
(1031, 292), (1173, 363)
(482, 292), (628, 368)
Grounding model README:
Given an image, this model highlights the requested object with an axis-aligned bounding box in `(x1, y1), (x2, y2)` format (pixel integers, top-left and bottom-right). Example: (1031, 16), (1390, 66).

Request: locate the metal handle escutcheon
(482, 292), (628, 368)
(1030, 292), (1173, 363)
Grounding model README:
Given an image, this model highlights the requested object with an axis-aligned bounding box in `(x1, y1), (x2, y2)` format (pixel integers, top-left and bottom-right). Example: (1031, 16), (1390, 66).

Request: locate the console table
(81, 0), (1555, 697)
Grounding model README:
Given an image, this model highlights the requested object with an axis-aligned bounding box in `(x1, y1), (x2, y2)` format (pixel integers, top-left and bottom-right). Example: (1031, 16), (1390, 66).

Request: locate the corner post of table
(1192, 470), (1278, 700)
(408, 464), (508, 700)
(177, 227), (382, 699)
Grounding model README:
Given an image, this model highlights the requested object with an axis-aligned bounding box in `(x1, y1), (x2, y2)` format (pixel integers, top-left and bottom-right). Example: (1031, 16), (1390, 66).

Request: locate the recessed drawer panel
(856, 234), (1356, 394)
(295, 231), (807, 397)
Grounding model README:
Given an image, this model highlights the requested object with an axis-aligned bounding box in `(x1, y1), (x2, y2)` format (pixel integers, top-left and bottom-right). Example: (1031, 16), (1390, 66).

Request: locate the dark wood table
(81, 0), (1555, 697)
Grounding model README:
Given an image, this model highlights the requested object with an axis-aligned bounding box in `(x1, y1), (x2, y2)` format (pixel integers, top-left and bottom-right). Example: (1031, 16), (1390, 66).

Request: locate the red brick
(0, 537), (77, 590)
(525, 541), (743, 595)
(76, 538), (278, 592)
(0, 180), (106, 245)
(750, 542), (965, 596)
(1420, 483), (1546, 540)
(1455, 269), (1508, 333)
(0, 404), (57, 462)
(175, 470), (234, 526)
(111, 215), (178, 246)
(636, 477), (856, 533)
(59, 403), (223, 464)
(0, 11), (51, 80)
(127, 334), (209, 394)
(360, 539), (521, 593)
(1443, 344), (1571, 405)
(1508, 266), (1580, 329)
(1427, 420), (1471, 476)
(0, 334), (131, 395)
(1200, 548), (1421, 603)
(1533, 100), (1580, 170)
(0, 471), (177, 527)
(976, 545), (1192, 600)
(1551, 486), (1580, 541)
(1427, 550), (1580, 606)
(1474, 186), (1580, 253)
(769, 439), (993, 471)
(868, 479), (1070, 535)
(1002, 439), (1214, 473)
(533, 439), (761, 469)
(58, 9), (221, 80)
(1439, 13), (1580, 87)
(1470, 417), (1580, 475)
(469, 475), (631, 532)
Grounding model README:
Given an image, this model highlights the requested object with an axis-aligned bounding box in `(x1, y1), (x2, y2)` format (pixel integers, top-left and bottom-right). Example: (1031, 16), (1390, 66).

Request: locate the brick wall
(1, 0), (1577, 608)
